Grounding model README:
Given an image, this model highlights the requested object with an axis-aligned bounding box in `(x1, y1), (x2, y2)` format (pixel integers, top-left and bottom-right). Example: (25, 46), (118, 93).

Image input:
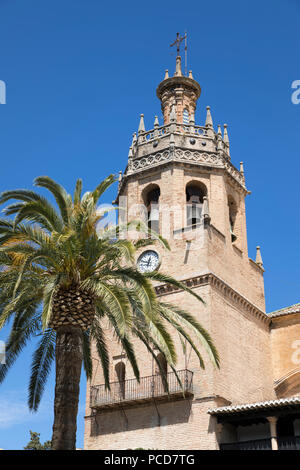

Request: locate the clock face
(137, 250), (160, 273)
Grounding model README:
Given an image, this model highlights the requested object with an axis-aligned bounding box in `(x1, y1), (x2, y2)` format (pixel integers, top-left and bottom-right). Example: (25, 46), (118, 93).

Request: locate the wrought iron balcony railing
(220, 435), (300, 450)
(278, 435), (300, 450)
(90, 369), (193, 410)
(220, 438), (272, 451)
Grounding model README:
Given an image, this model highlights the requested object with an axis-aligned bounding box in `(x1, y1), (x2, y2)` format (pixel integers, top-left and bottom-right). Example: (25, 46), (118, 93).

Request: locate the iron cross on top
(170, 32), (187, 56)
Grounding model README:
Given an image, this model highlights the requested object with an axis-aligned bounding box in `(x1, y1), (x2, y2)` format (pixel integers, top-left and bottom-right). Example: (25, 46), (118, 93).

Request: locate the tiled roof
(207, 396), (300, 415)
(269, 303), (300, 318)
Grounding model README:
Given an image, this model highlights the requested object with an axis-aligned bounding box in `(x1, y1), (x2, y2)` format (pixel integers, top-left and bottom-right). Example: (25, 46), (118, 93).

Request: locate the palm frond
(0, 309), (41, 383)
(28, 328), (56, 411)
(82, 330), (93, 380)
(74, 179), (83, 206)
(34, 176), (70, 225)
(145, 271), (205, 304)
(92, 174), (116, 205)
(90, 313), (110, 388)
(161, 302), (220, 368)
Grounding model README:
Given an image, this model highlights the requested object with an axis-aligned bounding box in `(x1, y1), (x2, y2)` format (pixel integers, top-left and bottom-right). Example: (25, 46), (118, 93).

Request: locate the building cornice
(115, 148), (247, 203)
(155, 272), (269, 325)
(208, 396), (300, 416)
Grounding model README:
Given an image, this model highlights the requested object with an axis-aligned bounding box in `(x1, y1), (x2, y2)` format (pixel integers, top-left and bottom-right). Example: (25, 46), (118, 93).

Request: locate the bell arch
(185, 181), (207, 227)
(142, 184), (161, 234)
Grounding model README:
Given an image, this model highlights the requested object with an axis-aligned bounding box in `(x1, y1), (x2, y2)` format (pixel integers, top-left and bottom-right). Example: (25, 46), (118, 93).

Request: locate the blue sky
(0, 0), (299, 450)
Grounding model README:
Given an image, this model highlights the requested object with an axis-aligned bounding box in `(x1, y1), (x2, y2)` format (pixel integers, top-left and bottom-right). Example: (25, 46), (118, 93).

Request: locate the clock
(137, 250), (160, 273)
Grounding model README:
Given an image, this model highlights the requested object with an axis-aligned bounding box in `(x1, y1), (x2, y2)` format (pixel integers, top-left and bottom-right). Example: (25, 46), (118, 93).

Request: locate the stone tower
(84, 52), (276, 450)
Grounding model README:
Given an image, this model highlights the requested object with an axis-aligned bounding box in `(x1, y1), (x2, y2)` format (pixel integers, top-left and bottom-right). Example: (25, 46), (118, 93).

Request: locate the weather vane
(170, 32), (188, 76)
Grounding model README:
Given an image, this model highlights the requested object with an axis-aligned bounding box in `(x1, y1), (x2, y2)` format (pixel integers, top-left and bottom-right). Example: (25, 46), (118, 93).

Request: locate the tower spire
(170, 32), (186, 57)
(170, 32), (187, 77)
(157, 36), (201, 125)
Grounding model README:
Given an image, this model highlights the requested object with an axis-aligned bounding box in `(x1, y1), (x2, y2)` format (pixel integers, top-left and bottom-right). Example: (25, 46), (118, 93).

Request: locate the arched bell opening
(142, 184), (160, 234)
(228, 195), (237, 242)
(186, 181), (207, 228)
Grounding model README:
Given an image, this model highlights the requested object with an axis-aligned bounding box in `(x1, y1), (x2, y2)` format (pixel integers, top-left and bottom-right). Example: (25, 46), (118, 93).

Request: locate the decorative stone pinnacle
(118, 171), (122, 182)
(223, 124), (229, 144)
(138, 114), (145, 133)
(170, 104), (177, 123)
(240, 161), (244, 174)
(223, 124), (230, 158)
(205, 106), (213, 128)
(174, 55), (183, 77)
(217, 125), (223, 151)
(256, 246), (263, 267)
(154, 115), (159, 127)
(164, 69), (169, 80)
(132, 132), (137, 145)
(128, 146), (133, 159)
(188, 70), (193, 79)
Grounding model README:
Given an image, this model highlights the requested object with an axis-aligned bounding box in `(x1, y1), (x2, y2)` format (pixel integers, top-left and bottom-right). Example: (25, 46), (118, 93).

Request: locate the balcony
(220, 438), (272, 451)
(90, 369), (193, 410)
(278, 436), (300, 450)
(220, 436), (300, 450)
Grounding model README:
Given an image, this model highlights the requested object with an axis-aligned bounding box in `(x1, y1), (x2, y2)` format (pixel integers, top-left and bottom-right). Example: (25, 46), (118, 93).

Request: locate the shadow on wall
(275, 368), (300, 398)
(90, 398), (193, 436)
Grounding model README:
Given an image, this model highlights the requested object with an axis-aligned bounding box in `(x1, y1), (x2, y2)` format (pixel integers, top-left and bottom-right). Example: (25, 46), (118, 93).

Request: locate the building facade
(84, 54), (300, 450)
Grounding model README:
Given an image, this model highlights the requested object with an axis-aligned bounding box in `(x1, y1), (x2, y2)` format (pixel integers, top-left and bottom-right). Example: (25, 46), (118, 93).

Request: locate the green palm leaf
(28, 328), (56, 411)
(0, 173), (218, 450)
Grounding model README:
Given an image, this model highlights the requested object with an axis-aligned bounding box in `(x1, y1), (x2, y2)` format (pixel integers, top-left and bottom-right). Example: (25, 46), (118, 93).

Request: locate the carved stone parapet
(126, 146), (247, 192)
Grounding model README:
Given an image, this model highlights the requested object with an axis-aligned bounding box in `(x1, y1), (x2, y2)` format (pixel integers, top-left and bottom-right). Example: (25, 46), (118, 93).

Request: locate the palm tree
(0, 175), (219, 450)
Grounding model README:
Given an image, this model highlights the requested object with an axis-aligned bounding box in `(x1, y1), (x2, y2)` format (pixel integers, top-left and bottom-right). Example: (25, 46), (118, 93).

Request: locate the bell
(187, 203), (202, 226)
(148, 203), (159, 221)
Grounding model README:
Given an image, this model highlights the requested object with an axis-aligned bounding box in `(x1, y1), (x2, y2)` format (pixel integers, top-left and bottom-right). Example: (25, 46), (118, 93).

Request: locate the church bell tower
(84, 45), (275, 451)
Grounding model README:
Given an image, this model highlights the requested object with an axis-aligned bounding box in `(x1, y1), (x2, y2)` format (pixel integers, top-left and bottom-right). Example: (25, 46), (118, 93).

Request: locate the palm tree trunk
(51, 325), (83, 450)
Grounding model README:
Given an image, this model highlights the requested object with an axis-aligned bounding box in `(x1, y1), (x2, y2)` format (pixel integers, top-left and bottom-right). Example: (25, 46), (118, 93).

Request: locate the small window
(183, 108), (189, 125)
(115, 362), (126, 399)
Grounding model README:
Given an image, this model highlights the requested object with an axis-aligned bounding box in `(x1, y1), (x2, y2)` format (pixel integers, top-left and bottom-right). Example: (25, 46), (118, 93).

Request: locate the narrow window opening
(115, 362), (126, 399)
(228, 197), (237, 242)
(144, 186), (160, 234)
(186, 184), (206, 228)
(183, 108), (189, 125)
